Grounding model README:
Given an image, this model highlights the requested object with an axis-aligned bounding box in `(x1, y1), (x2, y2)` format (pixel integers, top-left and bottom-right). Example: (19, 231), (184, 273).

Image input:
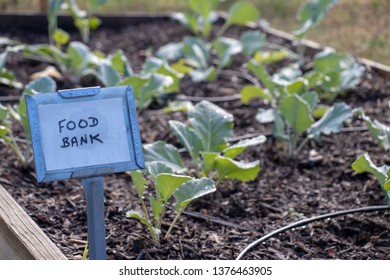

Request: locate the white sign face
(38, 98), (131, 171)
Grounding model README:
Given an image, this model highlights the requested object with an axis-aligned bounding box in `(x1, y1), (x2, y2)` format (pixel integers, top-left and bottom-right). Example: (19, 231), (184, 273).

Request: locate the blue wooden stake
(82, 176), (106, 260)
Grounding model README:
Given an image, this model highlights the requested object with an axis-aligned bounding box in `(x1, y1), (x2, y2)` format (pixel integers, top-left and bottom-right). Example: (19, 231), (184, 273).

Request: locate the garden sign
(26, 86), (144, 260)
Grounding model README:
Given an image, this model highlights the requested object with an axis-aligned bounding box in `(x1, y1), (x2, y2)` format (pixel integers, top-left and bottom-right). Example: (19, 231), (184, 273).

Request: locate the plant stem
(216, 22), (229, 38)
(147, 224), (159, 245)
(165, 211), (183, 239)
(296, 39), (306, 66)
(8, 137), (26, 165)
(287, 128), (295, 160)
(295, 136), (310, 156)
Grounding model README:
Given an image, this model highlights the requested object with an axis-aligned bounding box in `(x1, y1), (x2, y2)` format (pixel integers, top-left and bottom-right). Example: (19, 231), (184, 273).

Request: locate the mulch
(0, 18), (390, 260)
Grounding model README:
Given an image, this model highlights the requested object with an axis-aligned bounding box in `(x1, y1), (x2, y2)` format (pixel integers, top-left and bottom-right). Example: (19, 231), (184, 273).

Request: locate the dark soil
(1, 19), (390, 260)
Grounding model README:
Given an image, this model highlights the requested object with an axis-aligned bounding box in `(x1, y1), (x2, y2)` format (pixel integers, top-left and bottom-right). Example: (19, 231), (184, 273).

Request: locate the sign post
(26, 86), (144, 260)
(82, 176), (106, 260)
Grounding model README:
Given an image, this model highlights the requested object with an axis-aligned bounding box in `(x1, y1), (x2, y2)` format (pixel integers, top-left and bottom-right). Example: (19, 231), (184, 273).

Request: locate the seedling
(143, 100), (265, 185)
(351, 108), (390, 206)
(21, 41), (99, 84)
(48, 0), (106, 44)
(161, 0), (261, 82)
(21, 41), (181, 111)
(241, 59), (353, 160)
(354, 108), (390, 151)
(127, 168), (216, 244)
(172, 0), (259, 39)
(352, 153), (390, 206)
(0, 77), (56, 167)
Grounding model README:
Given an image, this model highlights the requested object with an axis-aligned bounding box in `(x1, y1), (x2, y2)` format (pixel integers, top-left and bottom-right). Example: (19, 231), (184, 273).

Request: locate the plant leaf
(214, 156), (260, 182)
(110, 49), (133, 77)
(253, 50), (290, 65)
(173, 178), (216, 212)
(294, 0), (338, 38)
(147, 161), (174, 178)
(143, 141), (186, 173)
(155, 173), (192, 203)
(352, 153), (390, 204)
(256, 108), (275, 124)
(126, 210), (153, 228)
(142, 57), (182, 93)
(273, 63), (302, 85)
(189, 66), (216, 82)
(247, 60), (276, 94)
(52, 28), (70, 46)
(169, 120), (202, 163)
(212, 37), (242, 69)
(201, 152), (218, 176)
(227, 1), (260, 26)
(314, 50), (341, 73)
(223, 135), (266, 159)
(129, 170), (147, 198)
(182, 36), (209, 69)
(309, 102), (352, 141)
(339, 54), (365, 90)
(355, 109), (390, 151)
(188, 100), (234, 152)
(280, 94), (313, 136)
(188, 0), (219, 18)
(157, 42), (184, 61)
(241, 85), (273, 104)
(273, 109), (289, 142)
(149, 196), (163, 222)
(351, 153), (389, 188)
(301, 91), (319, 111)
(67, 41), (90, 73)
(98, 60), (120, 86)
(240, 30), (267, 57)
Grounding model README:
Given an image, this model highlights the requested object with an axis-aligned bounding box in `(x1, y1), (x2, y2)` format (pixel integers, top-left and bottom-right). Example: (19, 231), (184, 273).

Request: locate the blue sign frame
(26, 86), (144, 182)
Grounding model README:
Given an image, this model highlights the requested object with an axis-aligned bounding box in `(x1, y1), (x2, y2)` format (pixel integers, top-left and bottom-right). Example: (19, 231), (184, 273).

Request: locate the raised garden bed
(0, 12), (390, 260)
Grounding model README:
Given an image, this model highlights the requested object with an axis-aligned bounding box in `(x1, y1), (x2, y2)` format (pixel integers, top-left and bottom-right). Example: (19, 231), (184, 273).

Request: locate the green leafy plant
(172, 0), (259, 39)
(21, 41), (99, 84)
(352, 153), (390, 205)
(20, 40), (181, 111)
(127, 167), (216, 244)
(354, 109), (390, 151)
(117, 57), (183, 111)
(171, 0), (219, 38)
(143, 100), (265, 185)
(0, 77), (57, 167)
(48, 0), (106, 44)
(350, 109), (390, 205)
(241, 59), (353, 160)
(311, 50), (365, 101)
(161, 0), (261, 82)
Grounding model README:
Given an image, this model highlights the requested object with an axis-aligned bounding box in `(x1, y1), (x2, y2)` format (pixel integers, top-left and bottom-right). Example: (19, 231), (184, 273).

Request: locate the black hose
(236, 205), (390, 260)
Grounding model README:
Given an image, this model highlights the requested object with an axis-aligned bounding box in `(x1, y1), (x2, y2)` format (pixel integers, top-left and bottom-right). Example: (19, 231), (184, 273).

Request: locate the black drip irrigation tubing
(236, 205), (390, 260)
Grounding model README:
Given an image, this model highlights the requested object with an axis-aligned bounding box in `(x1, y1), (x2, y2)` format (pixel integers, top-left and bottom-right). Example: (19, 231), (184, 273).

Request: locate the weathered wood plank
(0, 184), (67, 260)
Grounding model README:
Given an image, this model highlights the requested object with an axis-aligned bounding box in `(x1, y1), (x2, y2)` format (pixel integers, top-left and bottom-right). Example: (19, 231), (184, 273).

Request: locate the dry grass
(0, 0), (389, 65)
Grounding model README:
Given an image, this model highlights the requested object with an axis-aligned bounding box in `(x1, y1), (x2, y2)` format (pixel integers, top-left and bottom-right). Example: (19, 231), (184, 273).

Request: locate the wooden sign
(26, 86), (144, 182)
